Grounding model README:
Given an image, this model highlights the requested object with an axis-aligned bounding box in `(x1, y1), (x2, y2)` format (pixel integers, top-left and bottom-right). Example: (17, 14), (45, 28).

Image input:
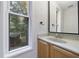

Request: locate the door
(50, 1), (57, 32)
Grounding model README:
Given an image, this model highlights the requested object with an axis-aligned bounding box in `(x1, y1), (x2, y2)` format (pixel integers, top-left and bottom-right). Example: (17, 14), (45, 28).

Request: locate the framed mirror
(48, 1), (79, 34)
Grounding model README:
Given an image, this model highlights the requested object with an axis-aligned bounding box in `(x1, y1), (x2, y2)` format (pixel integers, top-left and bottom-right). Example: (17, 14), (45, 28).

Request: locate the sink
(46, 37), (67, 43)
(40, 36), (79, 53)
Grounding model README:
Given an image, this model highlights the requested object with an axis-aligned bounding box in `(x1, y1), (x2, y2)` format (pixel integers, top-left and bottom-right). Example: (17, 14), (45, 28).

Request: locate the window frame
(3, 1), (33, 57)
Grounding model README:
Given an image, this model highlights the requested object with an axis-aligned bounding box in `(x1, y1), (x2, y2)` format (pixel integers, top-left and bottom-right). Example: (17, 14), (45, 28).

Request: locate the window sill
(4, 46), (32, 58)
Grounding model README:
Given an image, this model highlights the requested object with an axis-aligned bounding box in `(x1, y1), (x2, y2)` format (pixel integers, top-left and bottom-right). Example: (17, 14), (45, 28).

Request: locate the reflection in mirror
(49, 1), (78, 34)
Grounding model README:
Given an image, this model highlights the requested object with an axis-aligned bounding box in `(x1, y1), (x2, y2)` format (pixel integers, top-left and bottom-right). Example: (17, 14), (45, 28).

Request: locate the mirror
(49, 1), (78, 34)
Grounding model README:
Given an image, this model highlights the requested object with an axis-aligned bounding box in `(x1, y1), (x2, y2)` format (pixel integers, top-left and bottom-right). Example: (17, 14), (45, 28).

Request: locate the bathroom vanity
(38, 35), (79, 58)
(37, 1), (79, 58)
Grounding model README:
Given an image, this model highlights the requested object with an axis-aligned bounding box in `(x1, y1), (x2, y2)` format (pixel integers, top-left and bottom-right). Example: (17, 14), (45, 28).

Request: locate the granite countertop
(38, 35), (79, 55)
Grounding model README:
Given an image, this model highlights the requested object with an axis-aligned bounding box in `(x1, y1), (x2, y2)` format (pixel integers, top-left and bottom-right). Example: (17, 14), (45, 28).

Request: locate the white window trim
(9, 11), (29, 18)
(2, 1), (33, 58)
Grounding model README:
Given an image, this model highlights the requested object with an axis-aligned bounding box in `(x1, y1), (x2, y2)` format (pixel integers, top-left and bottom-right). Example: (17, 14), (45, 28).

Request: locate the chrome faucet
(55, 33), (59, 38)
(55, 33), (62, 38)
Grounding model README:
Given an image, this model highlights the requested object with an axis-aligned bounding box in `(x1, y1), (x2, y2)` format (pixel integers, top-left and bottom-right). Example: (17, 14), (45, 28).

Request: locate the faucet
(55, 33), (59, 38)
(55, 33), (62, 38)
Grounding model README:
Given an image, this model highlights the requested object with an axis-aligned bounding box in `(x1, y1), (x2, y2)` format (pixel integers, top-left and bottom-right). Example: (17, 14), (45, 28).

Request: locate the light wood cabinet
(38, 39), (79, 58)
(38, 39), (49, 58)
(49, 44), (55, 57)
(50, 44), (79, 58)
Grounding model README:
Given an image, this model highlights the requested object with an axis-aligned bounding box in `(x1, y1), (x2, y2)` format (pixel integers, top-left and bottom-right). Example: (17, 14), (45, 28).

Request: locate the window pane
(9, 14), (29, 50)
(10, 1), (29, 15)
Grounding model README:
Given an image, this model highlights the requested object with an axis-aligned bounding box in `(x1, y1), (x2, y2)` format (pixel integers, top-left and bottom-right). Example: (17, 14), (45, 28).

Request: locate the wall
(49, 32), (79, 41)
(12, 1), (48, 58)
(0, 2), (4, 58)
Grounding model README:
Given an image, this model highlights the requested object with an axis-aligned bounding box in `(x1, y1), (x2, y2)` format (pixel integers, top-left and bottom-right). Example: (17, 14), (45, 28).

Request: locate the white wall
(11, 1), (48, 58)
(63, 2), (78, 33)
(38, 2), (48, 34)
(0, 2), (4, 58)
(0, 1), (48, 58)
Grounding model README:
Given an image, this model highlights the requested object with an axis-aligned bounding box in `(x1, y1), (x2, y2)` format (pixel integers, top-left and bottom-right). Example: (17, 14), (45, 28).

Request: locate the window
(9, 1), (29, 51)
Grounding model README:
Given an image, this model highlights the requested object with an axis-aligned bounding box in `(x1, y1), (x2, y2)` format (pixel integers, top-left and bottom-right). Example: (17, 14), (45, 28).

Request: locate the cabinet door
(54, 46), (79, 58)
(38, 40), (49, 58)
(54, 48), (68, 58)
(49, 44), (55, 58)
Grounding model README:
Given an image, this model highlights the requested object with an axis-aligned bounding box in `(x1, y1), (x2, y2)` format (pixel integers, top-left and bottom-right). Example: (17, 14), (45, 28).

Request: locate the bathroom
(0, 0), (79, 58)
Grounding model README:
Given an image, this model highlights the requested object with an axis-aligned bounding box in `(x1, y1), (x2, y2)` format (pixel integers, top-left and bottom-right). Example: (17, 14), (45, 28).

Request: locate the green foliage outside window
(10, 14), (28, 37)
(9, 1), (29, 50)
